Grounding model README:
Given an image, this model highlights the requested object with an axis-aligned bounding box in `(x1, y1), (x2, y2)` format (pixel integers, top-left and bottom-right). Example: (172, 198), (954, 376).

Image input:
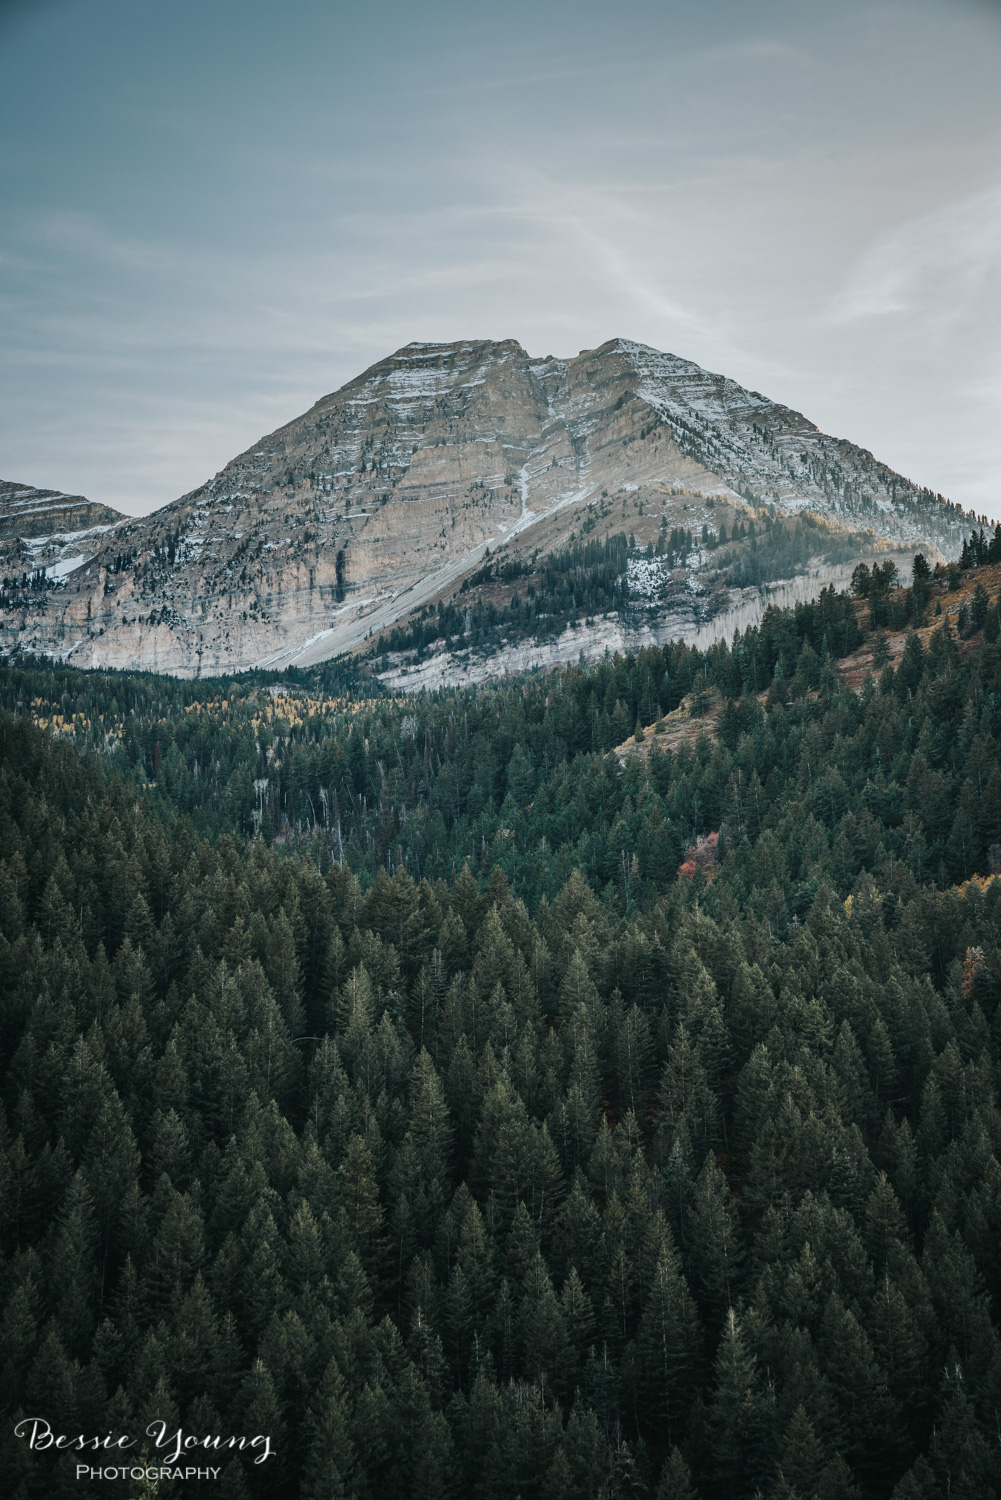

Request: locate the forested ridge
(367, 505), (870, 665)
(2, 561), (1001, 1499)
(1, 585), (867, 882)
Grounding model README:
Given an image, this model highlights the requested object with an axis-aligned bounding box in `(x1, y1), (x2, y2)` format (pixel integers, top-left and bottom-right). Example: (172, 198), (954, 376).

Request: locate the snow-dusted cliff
(0, 339), (970, 677)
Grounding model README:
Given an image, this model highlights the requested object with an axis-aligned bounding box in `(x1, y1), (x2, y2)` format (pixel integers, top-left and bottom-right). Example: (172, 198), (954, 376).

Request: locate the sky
(1, 0), (1000, 519)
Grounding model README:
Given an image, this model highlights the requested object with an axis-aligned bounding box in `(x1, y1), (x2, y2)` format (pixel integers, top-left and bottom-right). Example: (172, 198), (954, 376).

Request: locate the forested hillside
(369, 509), (870, 671)
(2, 558), (1001, 1499)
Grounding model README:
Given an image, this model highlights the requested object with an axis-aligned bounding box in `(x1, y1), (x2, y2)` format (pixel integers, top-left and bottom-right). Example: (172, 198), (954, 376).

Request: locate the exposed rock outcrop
(0, 480), (125, 543)
(0, 339), (970, 677)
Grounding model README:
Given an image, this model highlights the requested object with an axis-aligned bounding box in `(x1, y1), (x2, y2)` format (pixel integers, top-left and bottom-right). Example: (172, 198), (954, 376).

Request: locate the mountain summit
(0, 339), (969, 677)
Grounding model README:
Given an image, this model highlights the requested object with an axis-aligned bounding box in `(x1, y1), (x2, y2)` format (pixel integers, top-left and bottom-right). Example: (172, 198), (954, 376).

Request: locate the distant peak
(604, 337), (695, 365)
(394, 338), (524, 357)
(606, 337), (660, 355)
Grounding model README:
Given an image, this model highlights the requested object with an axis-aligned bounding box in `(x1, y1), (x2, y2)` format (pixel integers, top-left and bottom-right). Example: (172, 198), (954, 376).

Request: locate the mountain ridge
(0, 338), (972, 677)
(0, 479), (127, 604)
(0, 478), (126, 541)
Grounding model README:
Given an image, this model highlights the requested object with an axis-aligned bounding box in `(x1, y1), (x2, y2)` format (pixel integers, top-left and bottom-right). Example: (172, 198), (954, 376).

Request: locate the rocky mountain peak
(0, 480), (125, 542)
(1, 339), (972, 678)
(0, 479), (127, 591)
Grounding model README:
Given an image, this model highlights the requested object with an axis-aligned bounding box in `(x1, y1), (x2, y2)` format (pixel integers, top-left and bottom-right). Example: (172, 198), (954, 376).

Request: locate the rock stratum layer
(0, 479), (125, 543)
(0, 479), (127, 598)
(0, 338), (970, 677)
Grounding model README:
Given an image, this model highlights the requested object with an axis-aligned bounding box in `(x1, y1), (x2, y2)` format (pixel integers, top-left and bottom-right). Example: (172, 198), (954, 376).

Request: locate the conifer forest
(3, 554), (1001, 1500)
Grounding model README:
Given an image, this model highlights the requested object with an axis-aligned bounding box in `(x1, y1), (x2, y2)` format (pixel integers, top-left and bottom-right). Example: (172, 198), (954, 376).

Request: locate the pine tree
(655, 1447), (700, 1500)
(710, 1308), (768, 1497)
(687, 1153), (739, 1320)
(236, 1359), (286, 1492)
(775, 1405), (826, 1499)
(456, 1198), (497, 1319)
(819, 1293), (900, 1487)
(341, 1133), (385, 1281)
(518, 1252), (568, 1383)
(0, 1277), (40, 1406)
(402, 1047), (452, 1233)
(635, 1239), (700, 1445)
(48, 1169), (99, 1357)
(442, 1262), (475, 1385)
(168, 1272), (221, 1412)
(557, 1266), (596, 1396)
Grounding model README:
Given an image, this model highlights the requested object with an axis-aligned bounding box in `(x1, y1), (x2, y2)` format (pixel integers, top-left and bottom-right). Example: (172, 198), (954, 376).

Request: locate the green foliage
(726, 510), (868, 589)
(382, 532), (632, 657)
(3, 572), (1001, 1497)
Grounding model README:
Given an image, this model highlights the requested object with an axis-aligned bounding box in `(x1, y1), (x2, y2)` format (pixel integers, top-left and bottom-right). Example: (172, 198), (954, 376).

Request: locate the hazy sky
(2, 0), (1000, 518)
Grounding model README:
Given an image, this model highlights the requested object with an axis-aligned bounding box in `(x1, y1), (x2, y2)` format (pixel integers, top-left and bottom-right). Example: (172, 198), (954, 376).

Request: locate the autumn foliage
(678, 830), (719, 880)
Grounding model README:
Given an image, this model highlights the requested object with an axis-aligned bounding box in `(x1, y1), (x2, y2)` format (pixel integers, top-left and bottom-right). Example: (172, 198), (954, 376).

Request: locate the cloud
(828, 181), (1001, 330)
(3, 0), (1001, 516)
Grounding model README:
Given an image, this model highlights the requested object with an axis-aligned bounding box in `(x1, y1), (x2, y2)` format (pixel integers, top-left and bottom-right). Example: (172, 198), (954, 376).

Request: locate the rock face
(0, 339), (970, 677)
(0, 481), (127, 617)
(0, 480), (125, 543)
(376, 560), (881, 693)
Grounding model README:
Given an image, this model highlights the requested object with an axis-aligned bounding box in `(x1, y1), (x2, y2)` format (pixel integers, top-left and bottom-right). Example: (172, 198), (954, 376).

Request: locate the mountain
(0, 339), (971, 678)
(0, 480), (127, 625)
(0, 478), (124, 542)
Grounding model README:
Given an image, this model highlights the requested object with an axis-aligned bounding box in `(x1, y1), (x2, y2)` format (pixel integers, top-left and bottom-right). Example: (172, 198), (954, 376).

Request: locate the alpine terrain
(0, 339), (972, 679)
(0, 479), (125, 573)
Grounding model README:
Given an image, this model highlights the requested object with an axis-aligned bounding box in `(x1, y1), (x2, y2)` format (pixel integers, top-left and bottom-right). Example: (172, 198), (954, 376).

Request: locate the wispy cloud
(2, 0), (1001, 516)
(828, 182), (1001, 329)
